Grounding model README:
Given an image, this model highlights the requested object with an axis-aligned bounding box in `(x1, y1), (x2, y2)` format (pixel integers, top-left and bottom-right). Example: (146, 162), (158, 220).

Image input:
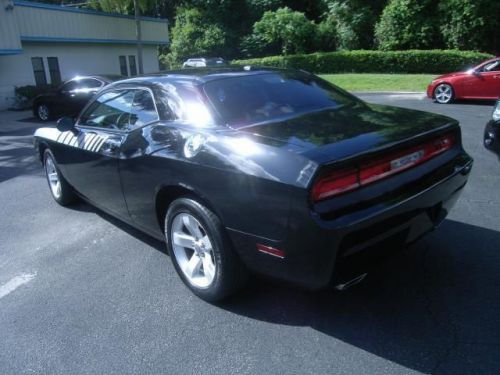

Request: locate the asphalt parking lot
(1, 94), (499, 374)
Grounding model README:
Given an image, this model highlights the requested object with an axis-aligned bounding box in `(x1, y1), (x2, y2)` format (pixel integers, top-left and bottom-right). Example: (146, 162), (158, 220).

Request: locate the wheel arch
(155, 184), (224, 233)
(37, 140), (49, 164)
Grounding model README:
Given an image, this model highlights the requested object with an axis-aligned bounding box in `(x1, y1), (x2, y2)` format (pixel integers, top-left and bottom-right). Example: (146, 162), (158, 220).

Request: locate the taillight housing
(311, 133), (455, 202)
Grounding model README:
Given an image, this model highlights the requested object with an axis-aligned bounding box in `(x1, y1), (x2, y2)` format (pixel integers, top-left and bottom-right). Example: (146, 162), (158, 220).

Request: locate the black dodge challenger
(484, 100), (500, 158)
(34, 67), (473, 301)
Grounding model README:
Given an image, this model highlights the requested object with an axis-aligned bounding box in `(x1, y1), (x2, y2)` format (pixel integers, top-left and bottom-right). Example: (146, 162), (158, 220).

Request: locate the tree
(314, 15), (337, 52)
(165, 7), (227, 67)
(375, 0), (441, 50)
(247, 7), (316, 55)
(439, 0), (500, 53)
(92, 0), (155, 74)
(324, 0), (376, 50)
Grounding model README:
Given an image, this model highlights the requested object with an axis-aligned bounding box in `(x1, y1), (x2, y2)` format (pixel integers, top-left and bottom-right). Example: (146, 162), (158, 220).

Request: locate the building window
(47, 57), (61, 85)
(119, 56), (128, 76)
(31, 57), (47, 86)
(129, 55), (137, 76)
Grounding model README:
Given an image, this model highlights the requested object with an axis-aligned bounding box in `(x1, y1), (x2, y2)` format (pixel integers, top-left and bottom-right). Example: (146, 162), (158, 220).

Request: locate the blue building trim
(13, 0), (168, 24)
(20, 36), (169, 46)
(0, 49), (23, 55)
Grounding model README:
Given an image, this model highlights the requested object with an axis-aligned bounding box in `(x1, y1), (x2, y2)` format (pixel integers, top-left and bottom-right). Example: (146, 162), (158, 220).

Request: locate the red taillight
(311, 168), (359, 202)
(311, 133), (455, 202)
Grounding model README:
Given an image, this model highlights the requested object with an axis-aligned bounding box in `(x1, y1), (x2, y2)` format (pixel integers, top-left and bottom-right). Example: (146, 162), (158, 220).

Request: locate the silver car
(182, 57), (226, 68)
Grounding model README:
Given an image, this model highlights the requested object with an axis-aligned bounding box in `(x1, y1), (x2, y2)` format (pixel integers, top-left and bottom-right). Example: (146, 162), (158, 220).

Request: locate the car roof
(477, 57), (500, 67)
(66, 74), (123, 83)
(93, 74), (124, 82)
(109, 66), (292, 88)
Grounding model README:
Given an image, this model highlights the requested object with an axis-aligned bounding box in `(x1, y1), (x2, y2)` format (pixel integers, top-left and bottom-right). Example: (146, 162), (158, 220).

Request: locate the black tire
(165, 197), (248, 302)
(43, 149), (77, 206)
(433, 83), (454, 104)
(35, 103), (51, 121)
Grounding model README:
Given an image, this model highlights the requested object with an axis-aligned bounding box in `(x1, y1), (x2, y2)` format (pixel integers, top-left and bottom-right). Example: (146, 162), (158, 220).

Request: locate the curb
(352, 91), (426, 95)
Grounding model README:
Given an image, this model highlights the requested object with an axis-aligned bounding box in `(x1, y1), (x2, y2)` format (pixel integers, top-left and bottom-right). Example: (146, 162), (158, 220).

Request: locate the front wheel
(434, 83), (454, 104)
(43, 150), (76, 206)
(36, 103), (51, 121)
(165, 198), (248, 302)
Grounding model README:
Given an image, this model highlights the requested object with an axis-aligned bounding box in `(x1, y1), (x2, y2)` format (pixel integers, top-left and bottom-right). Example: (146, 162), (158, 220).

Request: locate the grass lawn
(320, 73), (437, 92)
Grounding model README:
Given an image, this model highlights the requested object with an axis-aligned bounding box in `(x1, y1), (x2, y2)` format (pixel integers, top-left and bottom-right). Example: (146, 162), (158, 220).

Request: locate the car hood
(432, 71), (467, 81)
(238, 102), (458, 164)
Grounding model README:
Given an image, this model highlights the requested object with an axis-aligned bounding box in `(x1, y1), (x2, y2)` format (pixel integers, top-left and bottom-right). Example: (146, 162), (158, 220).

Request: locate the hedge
(232, 50), (494, 74)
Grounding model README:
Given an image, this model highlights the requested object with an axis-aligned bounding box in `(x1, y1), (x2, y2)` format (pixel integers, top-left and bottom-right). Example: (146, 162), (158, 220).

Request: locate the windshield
(203, 71), (358, 128)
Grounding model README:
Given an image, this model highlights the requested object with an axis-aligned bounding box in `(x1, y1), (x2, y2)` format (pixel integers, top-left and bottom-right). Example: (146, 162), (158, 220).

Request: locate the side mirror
(57, 116), (76, 132)
(473, 69), (482, 76)
(492, 100), (500, 122)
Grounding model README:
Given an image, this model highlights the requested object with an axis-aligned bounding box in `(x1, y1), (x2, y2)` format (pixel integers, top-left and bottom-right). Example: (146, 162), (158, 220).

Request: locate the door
(59, 78), (104, 117)
(482, 60), (500, 98)
(462, 60), (500, 99)
(60, 89), (136, 217)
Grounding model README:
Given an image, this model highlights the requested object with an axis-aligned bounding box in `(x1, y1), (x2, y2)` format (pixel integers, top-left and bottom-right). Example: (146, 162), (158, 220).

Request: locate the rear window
(203, 72), (357, 128)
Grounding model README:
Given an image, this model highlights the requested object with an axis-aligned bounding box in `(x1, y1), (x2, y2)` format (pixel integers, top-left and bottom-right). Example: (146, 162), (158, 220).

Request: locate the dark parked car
(33, 75), (122, 121)
(427, 57), (500, 104)
(484, 100), (500, 157)
(33, 67), (473, 301)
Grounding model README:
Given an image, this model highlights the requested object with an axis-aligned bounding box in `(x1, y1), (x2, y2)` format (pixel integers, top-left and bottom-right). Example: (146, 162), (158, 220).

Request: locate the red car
(427, 57), (500, 104)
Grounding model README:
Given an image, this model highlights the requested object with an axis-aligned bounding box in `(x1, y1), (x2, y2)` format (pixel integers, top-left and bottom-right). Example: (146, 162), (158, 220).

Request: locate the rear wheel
(434, 84), (454, 104)
(43, 150), (76, 206)
(36, 103), (51, 121)
(165, 198), (247, 302)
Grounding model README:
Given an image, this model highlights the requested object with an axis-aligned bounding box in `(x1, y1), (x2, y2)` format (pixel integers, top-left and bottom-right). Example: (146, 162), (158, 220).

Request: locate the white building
(0, 0), (168, 110)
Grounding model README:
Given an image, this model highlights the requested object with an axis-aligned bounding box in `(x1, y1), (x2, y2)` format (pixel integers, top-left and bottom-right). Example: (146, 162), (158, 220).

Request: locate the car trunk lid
(238, 102), (459, 165)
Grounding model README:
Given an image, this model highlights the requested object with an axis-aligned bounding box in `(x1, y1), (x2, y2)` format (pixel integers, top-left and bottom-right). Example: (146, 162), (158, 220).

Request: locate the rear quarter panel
(118, 123), (318, 241)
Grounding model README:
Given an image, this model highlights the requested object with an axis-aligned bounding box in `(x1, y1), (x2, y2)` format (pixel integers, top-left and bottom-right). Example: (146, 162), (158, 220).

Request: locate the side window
(79, 78), (102, 89)
(79, 90), (135, 130)
(484, 60), (500, 72)
(61, 80), (79, 92)
(159, 83), (215, 127)
(129, 90), (159, 130)
(61, 79), (101, 93)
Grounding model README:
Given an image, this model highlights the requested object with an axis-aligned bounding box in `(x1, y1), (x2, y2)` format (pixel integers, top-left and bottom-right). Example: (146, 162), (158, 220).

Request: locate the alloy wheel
(434, 84), (453, 104)
(171, 213), (216, 288)
(45, 156), (61, 199)
(37, 105), (50, 121)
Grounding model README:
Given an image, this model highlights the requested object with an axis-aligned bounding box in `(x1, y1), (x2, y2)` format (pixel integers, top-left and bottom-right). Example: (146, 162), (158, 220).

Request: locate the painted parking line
(0, 273), (36, 299)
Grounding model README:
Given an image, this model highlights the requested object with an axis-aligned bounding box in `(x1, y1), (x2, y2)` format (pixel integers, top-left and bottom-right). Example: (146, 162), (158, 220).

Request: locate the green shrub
(232, 50), (494, 74)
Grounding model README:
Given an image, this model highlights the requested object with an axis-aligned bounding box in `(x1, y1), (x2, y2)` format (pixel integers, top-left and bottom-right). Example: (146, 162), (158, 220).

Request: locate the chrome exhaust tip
(334, 273), (368, 291)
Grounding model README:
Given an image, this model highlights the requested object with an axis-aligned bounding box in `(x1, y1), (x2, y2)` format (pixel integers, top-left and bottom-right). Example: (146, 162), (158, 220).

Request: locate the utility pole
(133, 0), (144, 74)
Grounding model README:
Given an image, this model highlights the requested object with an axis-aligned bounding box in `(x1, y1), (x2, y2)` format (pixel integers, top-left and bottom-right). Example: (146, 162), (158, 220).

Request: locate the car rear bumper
(228, 151), (473, 289)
